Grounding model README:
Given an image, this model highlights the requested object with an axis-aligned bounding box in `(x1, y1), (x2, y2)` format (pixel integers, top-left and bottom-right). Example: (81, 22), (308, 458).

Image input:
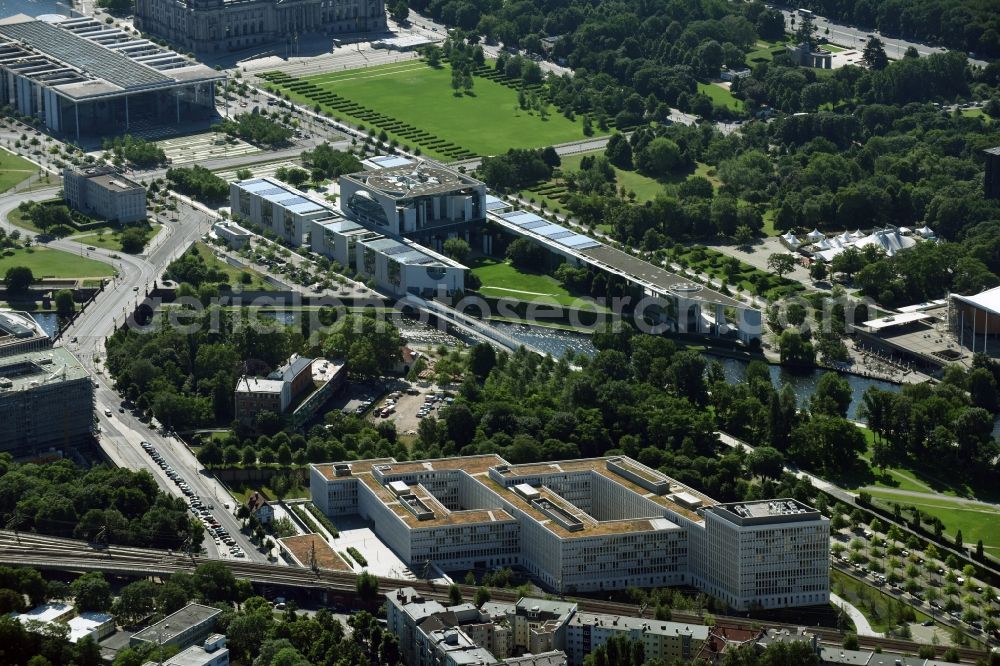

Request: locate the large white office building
(340, 161), (485, 236)
(229, 175), (467, 296)
(310, 454), (829, 610)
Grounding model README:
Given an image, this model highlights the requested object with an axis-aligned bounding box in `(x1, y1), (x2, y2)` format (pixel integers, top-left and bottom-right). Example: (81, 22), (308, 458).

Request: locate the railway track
(0, 531), (989, 662)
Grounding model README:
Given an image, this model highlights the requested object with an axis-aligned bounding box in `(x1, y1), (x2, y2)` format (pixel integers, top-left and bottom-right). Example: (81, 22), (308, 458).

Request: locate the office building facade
(312, 455), (829, 610)
(63, 166), (147, 224)
(135, 0), (386, 54)
(0, 16), (222, 140)
(0, 347), (94, 455)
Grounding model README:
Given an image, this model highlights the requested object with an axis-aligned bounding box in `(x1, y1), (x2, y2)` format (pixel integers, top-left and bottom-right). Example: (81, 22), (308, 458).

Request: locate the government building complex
(0, 15), (222, 140)
(135, 0), (387, 54)
(310, 454), (829, 610)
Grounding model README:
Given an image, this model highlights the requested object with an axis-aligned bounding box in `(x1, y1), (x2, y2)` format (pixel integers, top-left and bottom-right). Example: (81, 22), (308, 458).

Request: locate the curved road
(0, 182), (263, 563)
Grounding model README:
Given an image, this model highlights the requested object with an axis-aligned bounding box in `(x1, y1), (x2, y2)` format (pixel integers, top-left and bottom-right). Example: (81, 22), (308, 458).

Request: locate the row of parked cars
(418, 392), (453, 419)
(140, 442), (244, 558)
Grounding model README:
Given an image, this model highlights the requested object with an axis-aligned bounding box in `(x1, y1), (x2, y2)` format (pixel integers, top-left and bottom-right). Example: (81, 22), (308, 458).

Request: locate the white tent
(815, 239), (833, 250)
(806, 229), (824, 241)
(782, 232), (801, 247)
(917, 225), (935, 238)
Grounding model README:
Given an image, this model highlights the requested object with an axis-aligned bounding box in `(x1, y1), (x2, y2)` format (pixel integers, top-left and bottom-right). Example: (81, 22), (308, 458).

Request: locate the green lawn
(193, 242), (275, 291)
(0, 246), (115, 279)
(831, 569), (932, 633)
(228, 479), (308, 504)
(522, 150), (717, 208)
(470, 256), (582, 307)
(0, 149), (37, 193)
(867, 490), (1000, 554)
(559, 151), (668, 202)
(71, 224), (162, 253)
(275, 60), (591, 158)
(697, 82), (745, 112)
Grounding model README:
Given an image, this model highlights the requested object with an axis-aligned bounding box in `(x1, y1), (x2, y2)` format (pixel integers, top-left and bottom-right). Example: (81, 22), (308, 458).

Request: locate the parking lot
(369, 385), (452, 432)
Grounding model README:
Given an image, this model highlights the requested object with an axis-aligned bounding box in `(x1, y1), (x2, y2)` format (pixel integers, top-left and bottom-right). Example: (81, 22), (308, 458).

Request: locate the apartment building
(386, 587), (570, 666)
(311, 455), (829, 610)
(564, 612), (708, 665)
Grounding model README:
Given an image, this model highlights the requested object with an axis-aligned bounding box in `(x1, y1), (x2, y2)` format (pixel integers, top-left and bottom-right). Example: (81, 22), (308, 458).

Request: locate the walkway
(862, 487), (1000, 510)
(830, 592), (885, 637)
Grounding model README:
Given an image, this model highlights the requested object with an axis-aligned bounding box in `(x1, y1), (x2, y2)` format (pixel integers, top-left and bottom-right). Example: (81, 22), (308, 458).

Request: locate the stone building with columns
(135, 0), (387, 54)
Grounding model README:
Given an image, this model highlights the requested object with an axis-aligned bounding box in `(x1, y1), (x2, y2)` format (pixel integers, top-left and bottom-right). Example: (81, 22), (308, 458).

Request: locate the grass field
(193, 242), (275, 291)
(71, 224), (162, 253)
(867, 490), (1000, 554)
(470, 256), (580, 306)
(521, 150), (719, 209)
(0, 149), (36, 193)
(831, 569), (932, 633)
(0, 246), (115, 279)
(697, 82), (745, 112)
(270, 61), (590, 158)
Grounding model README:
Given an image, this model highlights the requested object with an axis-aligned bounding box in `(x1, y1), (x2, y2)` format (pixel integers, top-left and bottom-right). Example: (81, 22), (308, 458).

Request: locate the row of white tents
(781, 226), (936, 262)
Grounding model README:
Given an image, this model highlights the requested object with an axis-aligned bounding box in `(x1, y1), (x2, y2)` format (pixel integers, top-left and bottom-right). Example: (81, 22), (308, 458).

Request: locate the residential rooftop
(131, 603), (221, 644)
(567, 611), (710, 641)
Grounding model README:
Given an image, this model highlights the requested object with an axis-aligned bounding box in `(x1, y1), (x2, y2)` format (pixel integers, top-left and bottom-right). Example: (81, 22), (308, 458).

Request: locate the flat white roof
(68, 613), (113, 643)
(17, 603), (73, 625)
(862, 311), (930, 330)
(953, 286), (1000, 316)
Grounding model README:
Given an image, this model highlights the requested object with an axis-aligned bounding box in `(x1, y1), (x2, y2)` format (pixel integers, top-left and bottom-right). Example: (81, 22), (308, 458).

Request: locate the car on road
(104, 409), (112, 417)
(118, 407), (125, 413)
(86, 246), (96, 251)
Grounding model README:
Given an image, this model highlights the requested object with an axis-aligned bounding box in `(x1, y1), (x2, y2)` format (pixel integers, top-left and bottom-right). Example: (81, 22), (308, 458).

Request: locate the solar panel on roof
(256, 187), (285, 196)
(549, 230), (575, 240)
(536, 224), (570, 238)
(558, 235), (602, 249)
(499, 211), (545, 226)
(522, 220), (548, 230)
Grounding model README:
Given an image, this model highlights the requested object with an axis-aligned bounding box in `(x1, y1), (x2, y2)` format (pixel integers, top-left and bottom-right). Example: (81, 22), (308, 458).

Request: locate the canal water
(493, 321), (901, 422)
(254, 310), (901, 423)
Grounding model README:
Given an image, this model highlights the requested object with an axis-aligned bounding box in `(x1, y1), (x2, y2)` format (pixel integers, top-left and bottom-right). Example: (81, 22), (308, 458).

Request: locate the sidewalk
(830, 592), (885, 637)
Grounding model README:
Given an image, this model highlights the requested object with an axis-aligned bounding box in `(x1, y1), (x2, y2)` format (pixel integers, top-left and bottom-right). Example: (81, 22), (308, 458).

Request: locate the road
(777, 6), (989, 67)
(0, 140), (269, 562)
